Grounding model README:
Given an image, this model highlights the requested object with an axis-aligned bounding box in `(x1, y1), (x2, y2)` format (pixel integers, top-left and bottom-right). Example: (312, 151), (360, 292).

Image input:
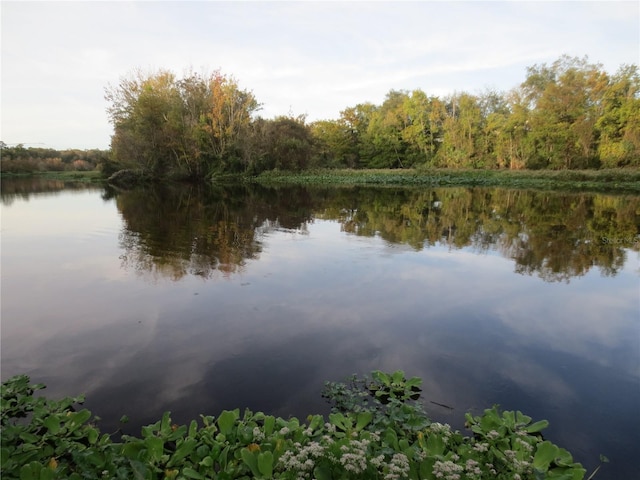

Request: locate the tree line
(104, 56), (639, 179)
(4, 55), (638, 179)
(0, 142), (109, 174)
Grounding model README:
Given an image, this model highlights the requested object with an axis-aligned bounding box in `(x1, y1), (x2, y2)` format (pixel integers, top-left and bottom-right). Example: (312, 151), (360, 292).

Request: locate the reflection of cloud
(493, 283), (639, 375)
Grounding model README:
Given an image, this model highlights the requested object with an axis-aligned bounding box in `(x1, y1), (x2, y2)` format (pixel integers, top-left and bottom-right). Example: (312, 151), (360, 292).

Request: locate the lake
(1, 178), (638, 479)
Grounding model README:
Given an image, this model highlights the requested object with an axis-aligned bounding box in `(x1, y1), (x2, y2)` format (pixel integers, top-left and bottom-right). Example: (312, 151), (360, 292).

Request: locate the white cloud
(1, 1), (638, 148)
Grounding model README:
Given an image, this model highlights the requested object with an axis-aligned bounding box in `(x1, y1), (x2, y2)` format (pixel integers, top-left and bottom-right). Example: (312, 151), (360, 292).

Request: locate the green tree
(596, 64), (640, 167)
(524, 56), (608, 169)
(400, 89), (444, 166)
(105, 69), (260, 179)
(364, 90), (414, 168)
(436, 92), (483, 168)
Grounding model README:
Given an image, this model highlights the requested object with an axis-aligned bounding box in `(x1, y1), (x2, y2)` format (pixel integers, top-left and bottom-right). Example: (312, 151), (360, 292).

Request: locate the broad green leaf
(188, 420), (198, 438)
(241, 448), (260, 477)
(68, 409), (91, 429)
(87, 427), (99, 445)
(146, 436), (164, 461)
(217, 410), (238, 436)
(355, 411), (372, 431)
(314, 463), (332, 480)
(160, 412), (172, 435)
(167, 438), (197, 467)
(263, 415), (275, 435)
(525, 420), (549, 433)
(258, 451), (273, 477)
(43, 416), (60, 435)
(19, 462), (42, 480)
(182, 467), (205, 479)
(426, 433), (445, 456)
(534, 441), (559, 471)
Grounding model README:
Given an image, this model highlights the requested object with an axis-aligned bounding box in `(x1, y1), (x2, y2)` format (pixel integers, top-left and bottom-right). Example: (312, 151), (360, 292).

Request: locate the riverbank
(254, 168), (640, 193)
(1, 170), (104, 183)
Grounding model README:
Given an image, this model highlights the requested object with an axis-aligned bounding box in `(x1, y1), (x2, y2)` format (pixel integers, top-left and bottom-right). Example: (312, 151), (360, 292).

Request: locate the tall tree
(524, 56), (608, 169)
(105, 69), (260, 179)
(596, 64), (640, 167)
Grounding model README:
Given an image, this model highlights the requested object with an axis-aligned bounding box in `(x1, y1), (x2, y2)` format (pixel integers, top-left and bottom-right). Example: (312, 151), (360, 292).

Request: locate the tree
(524, 56), (608, 169)
(436, 92), (483, 168)
(364, 90), (413, 168)
(596, 64), (640, 167)
(105, 69), (260, 179)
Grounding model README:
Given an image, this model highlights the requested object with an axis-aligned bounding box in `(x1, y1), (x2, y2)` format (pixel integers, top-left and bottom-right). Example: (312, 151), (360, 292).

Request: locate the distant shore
(4, 168), (640, 193)
(254, 168), (640, 193)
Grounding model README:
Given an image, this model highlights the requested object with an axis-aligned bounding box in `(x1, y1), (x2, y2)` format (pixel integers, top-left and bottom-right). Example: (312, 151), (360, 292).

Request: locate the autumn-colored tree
(105, 69), (259, 179)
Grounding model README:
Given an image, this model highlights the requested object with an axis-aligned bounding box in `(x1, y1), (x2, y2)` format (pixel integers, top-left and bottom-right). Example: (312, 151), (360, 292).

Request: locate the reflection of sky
(1, 193), (639, 479)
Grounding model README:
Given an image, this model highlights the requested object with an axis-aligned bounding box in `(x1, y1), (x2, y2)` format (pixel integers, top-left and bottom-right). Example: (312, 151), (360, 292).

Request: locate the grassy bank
(1, 170), (104, 183)
(254, 168), (640, 193)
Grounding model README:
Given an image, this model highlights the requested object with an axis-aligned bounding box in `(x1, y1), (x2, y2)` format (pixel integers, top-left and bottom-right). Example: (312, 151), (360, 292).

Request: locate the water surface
(1, 179), (638, 479)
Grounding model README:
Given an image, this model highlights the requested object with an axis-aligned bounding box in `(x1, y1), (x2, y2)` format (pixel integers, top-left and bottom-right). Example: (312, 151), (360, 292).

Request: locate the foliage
(96, 56), (640, 182)
(1, 372), (598, 480)
(105, 69), (260, 180)
(255, 168), (640, 193)
(0, 144), (108, 174)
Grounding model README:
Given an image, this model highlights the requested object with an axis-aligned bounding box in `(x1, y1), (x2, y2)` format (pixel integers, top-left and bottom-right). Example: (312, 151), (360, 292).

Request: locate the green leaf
(534, 441), (560, 471)
(314, 463), (332, 480)
(87, 427), (99, 445)
(182, 467), (205, 479)
(67, 409), (91, 430)
(19, 462), (43, 480)
(525, 420), (549, 433)
(355, 411), (372, 431)
(167, 438), (197, 467)
(263, 415), (275, 436)
(328, 412), (350, 431)
(188, 420), (198, 438)
(43, 416), (60, 435)
(160, 412), (172, 436)
(241, 448), (260, 477)
(146, 436), (164, 461)
(258, 451), (273, 477)
(217, 410), (238, 436)
(426, 433), (445, 456)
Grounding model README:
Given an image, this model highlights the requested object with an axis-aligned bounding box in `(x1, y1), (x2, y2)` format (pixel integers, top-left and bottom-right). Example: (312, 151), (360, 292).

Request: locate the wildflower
(253, 426), (265, 441)
(432, 460), (463, 480)
(384, 453), (410, 480)
(279, 426), (290, 435)
(472, 441), (489, 452)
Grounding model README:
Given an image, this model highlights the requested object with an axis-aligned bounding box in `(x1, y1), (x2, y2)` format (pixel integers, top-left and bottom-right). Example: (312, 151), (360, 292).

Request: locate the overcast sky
(1, 1), (639, 150)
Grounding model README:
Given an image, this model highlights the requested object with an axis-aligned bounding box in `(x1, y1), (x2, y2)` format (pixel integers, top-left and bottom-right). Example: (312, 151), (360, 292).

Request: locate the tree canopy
(102, 57), (640, 180)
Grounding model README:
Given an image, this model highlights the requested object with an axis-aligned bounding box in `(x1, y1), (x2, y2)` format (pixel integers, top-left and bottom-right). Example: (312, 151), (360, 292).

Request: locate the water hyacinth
(1, 371), (595, 480)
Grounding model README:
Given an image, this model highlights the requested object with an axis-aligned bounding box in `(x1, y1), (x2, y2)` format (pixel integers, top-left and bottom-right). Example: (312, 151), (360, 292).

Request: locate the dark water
(1, 179), (638, 478)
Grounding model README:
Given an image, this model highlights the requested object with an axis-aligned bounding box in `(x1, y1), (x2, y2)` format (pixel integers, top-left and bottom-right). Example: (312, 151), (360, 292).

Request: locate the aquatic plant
(1, 372), (595, 479)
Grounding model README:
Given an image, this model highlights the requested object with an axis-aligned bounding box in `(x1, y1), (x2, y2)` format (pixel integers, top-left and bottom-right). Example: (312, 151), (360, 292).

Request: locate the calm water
(1, 179), (639, 478)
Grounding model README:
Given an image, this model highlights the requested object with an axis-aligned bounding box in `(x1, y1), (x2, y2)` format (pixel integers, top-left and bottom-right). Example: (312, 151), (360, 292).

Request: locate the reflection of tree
(316, 187), (638, 282)
(115, 184), (316, 281)
(114, 182), (638, 283)
(0, 178), (102, 205)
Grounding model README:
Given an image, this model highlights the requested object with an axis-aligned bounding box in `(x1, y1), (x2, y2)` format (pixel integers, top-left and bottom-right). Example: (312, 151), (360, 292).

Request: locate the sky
(1, 1), (639, 150)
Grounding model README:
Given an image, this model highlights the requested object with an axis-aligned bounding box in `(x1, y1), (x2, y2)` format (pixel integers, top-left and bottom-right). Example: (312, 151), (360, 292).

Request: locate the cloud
(2, 1), (638, 148)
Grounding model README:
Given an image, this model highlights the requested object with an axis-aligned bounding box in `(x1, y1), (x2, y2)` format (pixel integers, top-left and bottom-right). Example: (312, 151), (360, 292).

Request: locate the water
(1, 179), (638, 478)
